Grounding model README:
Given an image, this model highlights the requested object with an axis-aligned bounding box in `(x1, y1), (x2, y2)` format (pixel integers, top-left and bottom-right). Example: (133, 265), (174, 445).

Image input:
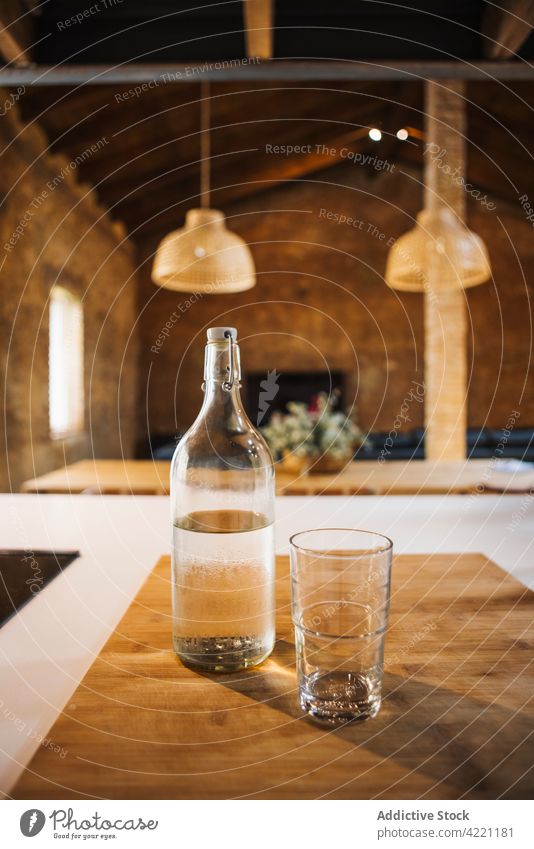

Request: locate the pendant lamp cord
(200, 81), (210, 208)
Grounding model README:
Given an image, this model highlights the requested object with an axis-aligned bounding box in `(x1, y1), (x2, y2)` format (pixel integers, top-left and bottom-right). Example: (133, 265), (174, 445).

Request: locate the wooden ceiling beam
(0, 0), (34, 66)
(482, 0), (534, 59)
(243, 0), (273, 60)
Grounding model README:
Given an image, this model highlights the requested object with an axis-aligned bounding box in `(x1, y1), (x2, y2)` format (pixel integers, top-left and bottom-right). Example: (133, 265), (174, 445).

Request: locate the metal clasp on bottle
(222, 330), (234, 391)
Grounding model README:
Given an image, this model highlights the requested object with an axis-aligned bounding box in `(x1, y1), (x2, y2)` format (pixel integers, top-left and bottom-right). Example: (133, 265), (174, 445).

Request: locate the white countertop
(1, 491), (533, 797)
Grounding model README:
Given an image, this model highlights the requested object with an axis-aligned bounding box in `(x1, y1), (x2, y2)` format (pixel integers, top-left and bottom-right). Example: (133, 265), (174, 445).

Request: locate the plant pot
(309, 453), (352, 475)
(278, 451), (311, 476)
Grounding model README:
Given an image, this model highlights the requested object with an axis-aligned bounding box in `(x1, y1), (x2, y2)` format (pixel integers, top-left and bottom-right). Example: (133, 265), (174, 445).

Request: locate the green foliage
(261, 391), (364, 460)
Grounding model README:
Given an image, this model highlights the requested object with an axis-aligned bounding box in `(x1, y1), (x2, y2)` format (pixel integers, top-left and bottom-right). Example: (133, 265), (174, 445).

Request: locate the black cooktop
(0, 549), (80, 629)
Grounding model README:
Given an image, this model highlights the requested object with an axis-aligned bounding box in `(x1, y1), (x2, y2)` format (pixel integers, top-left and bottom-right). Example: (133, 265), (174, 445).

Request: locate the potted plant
(261, 391), (364, 475)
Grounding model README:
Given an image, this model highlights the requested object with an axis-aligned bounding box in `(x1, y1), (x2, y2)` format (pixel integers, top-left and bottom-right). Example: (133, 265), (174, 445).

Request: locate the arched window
(49, 286), (84, 438)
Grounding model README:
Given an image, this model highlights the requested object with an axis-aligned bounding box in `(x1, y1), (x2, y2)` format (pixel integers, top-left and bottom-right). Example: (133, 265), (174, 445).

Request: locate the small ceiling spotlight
(396, 128), (409, 141)
(368, 127), (382, 142)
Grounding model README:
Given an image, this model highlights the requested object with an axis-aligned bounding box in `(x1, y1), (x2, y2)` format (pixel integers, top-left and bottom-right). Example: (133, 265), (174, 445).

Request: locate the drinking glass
(289, 528), (393, 723)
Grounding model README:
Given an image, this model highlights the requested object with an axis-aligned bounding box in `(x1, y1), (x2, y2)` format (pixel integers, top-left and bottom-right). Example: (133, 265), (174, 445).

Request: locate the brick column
(424, 80), (467, 460)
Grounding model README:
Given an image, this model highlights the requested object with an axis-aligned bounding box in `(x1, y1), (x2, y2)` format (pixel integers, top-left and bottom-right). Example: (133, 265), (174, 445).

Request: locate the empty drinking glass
(290, 528), (393, 723)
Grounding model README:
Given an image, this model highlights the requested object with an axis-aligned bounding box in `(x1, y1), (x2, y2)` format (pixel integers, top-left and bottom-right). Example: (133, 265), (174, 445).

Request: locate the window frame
(48, 285), (85, 440)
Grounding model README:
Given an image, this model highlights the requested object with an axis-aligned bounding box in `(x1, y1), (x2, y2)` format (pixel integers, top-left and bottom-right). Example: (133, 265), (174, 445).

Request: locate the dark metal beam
(2, 59), (534, 86)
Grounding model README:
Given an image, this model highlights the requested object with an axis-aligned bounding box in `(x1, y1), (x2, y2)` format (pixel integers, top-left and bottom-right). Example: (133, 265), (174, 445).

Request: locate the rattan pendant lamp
(385, 205), (491, 293)
(152, 83), (256, 293)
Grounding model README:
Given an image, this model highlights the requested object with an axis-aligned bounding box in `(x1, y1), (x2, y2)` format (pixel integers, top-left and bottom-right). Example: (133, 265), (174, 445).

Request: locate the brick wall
(0, 97), (139, 491)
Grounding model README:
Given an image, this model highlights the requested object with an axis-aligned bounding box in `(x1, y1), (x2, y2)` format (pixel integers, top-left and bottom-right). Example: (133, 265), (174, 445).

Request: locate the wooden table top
(13, 552), (533, 800)
(277, 458), (509, 495)
(20, 457), (517, 496)
(20, 459), (172, 495)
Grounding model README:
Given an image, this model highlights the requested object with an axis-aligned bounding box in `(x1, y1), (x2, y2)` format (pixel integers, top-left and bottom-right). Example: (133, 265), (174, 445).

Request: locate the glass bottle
(171, 327), (275, 672)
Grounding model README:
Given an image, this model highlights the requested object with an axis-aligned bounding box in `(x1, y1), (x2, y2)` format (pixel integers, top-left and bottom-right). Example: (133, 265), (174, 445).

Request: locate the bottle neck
(203, 339), (242, 385)
(201, 340), (246, 421)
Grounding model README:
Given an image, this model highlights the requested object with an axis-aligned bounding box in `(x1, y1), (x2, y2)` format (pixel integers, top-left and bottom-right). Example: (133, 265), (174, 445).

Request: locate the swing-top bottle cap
(207, 326), (237, 342)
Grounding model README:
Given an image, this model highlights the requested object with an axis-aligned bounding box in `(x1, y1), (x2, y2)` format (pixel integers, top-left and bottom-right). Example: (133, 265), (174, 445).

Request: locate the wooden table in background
(20, 458), (506, 496)
(278, 458), (498, 495)
(21, 459), (171, 495)
(13, 552), (534, 800)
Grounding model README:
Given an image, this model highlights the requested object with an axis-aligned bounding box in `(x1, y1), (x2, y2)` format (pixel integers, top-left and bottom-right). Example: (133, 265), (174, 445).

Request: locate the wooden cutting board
(13, 553), (534, 800)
